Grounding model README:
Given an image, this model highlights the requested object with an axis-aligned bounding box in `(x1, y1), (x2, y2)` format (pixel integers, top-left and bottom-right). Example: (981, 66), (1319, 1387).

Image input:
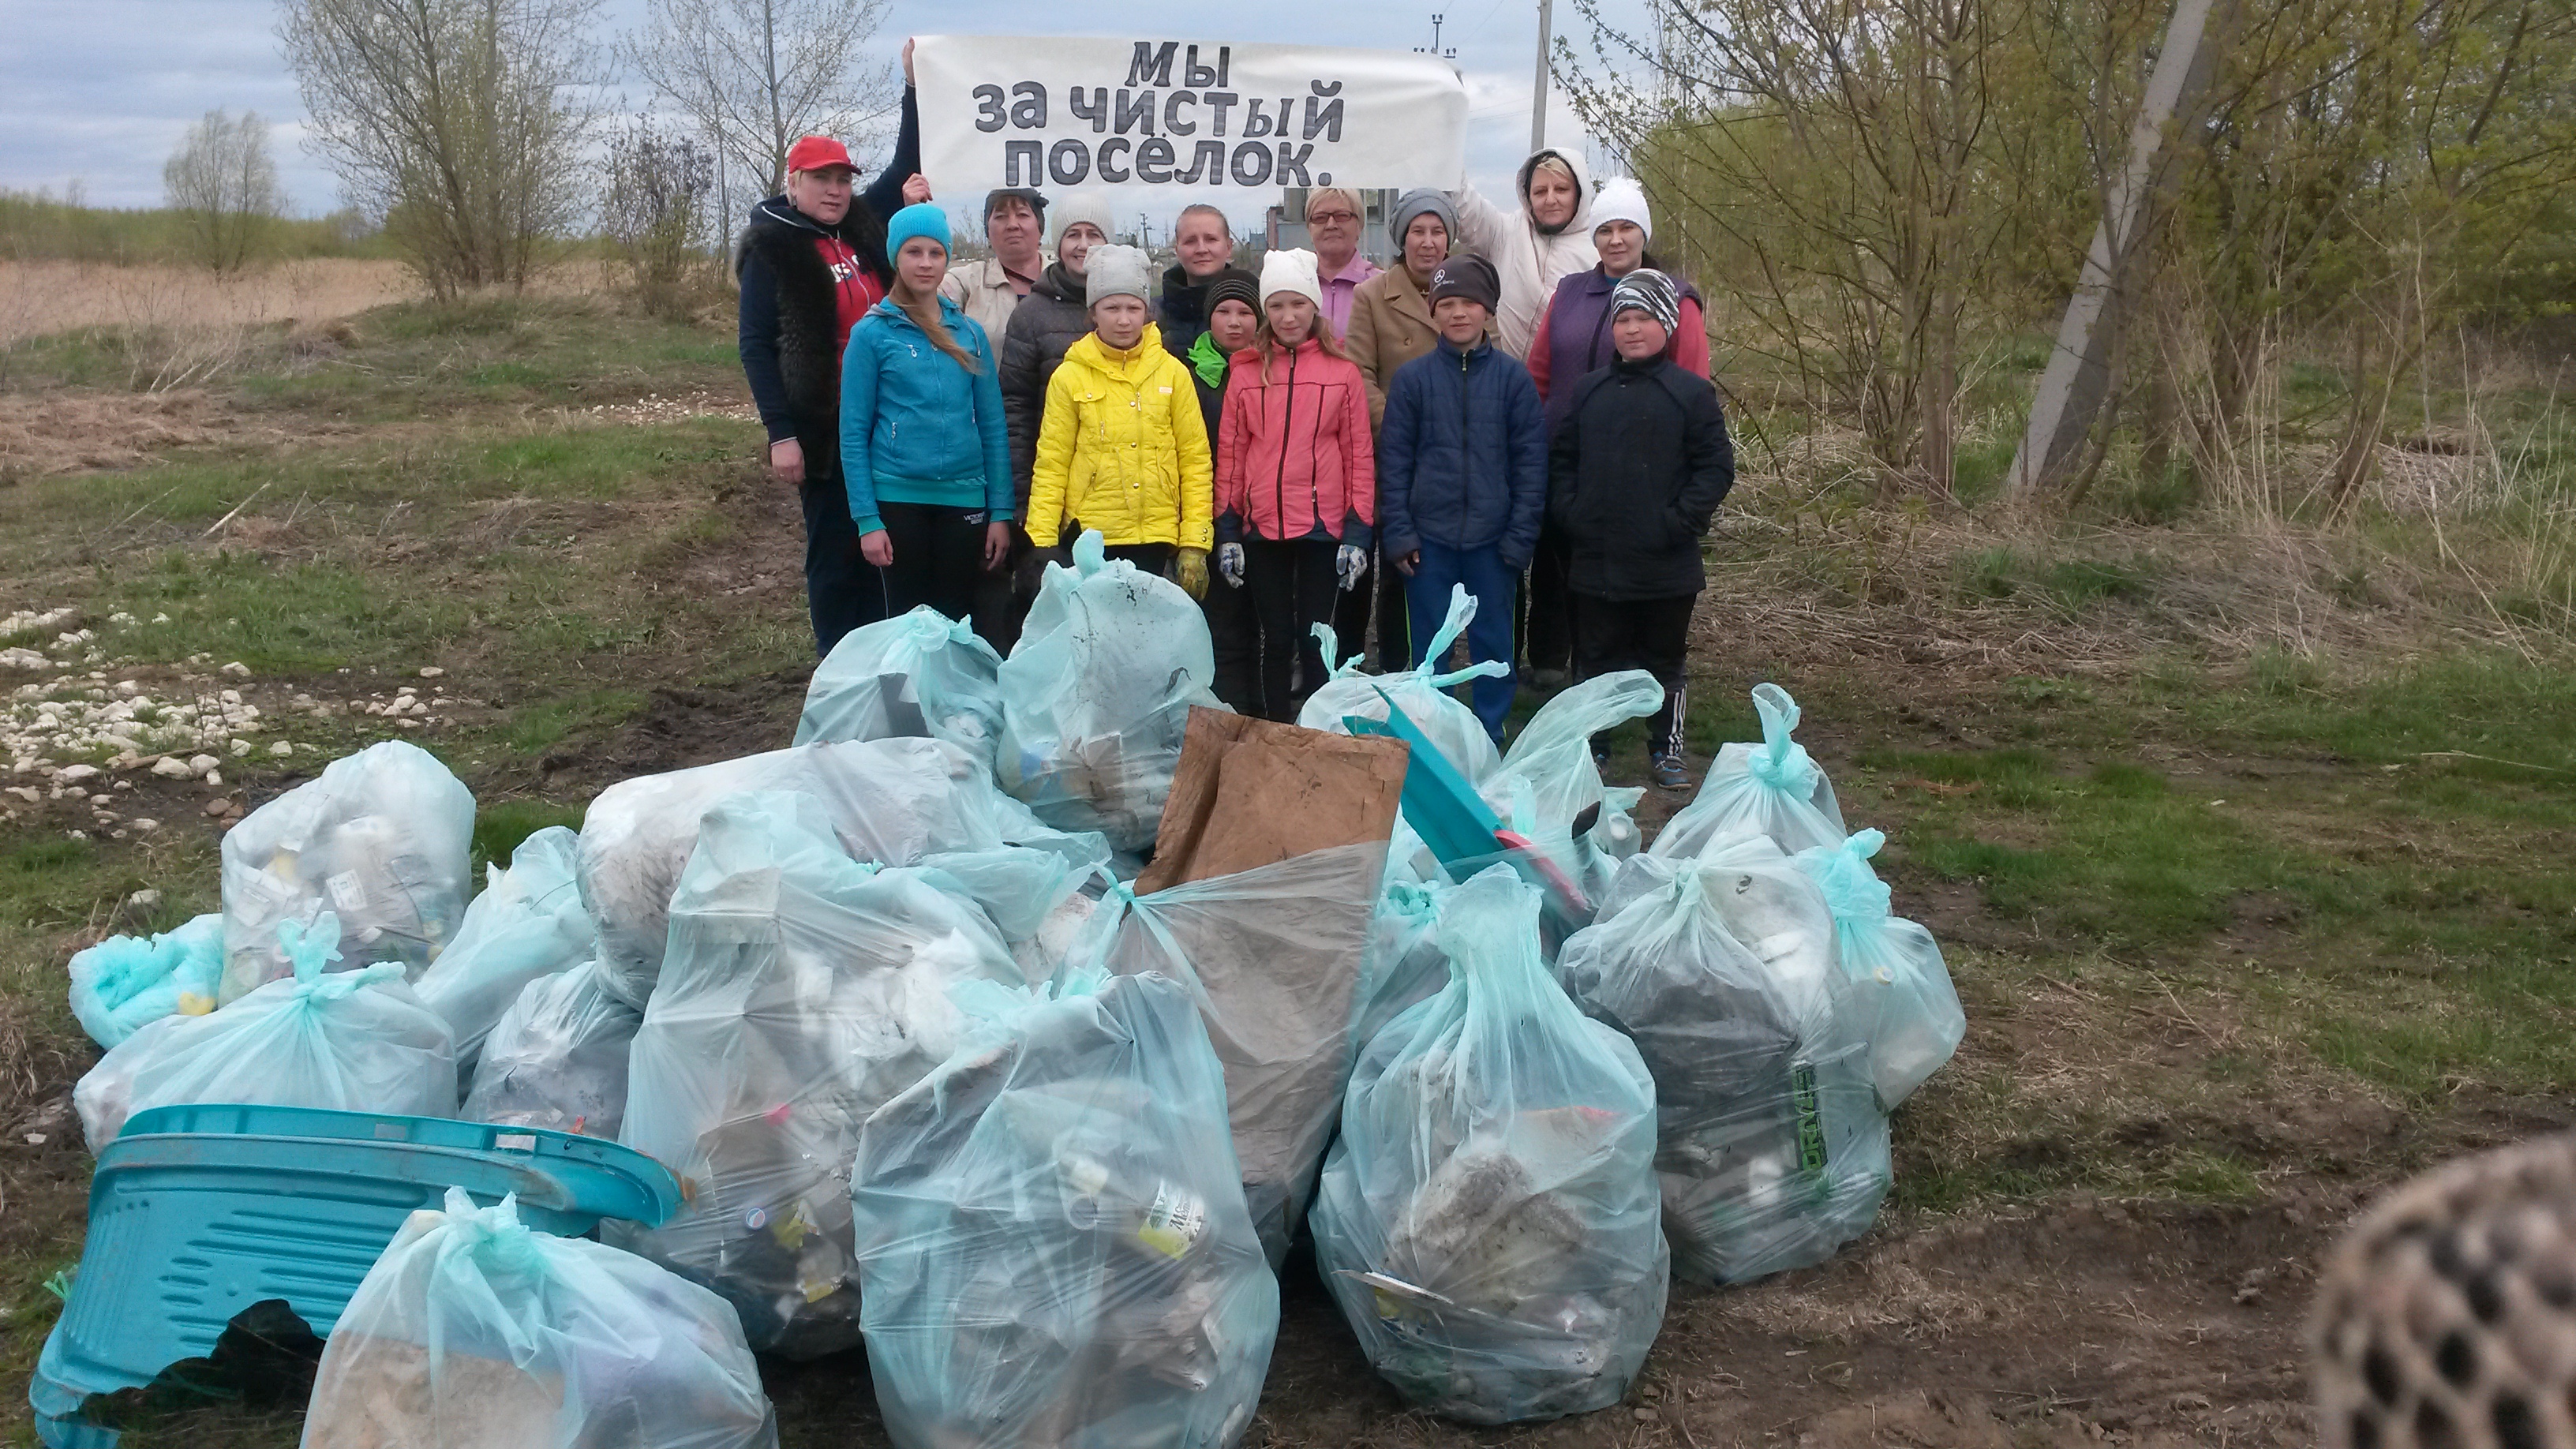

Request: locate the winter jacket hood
(1026, 324), (1214, 552)
(837, 294), (1012, 533)
(1376, 335), (1548, 567)
(1548, 353), (1735, 600)
(1447, 145), (1601, 361)
(1215, 339), (1376, 550)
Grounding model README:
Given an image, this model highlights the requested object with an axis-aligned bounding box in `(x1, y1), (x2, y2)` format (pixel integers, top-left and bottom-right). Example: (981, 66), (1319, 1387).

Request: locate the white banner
(912, 36), (1470, 197)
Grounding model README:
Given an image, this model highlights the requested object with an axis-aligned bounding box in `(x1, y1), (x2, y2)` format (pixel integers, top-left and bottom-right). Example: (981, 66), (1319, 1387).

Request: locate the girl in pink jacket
(1214, 249), (1378, 722)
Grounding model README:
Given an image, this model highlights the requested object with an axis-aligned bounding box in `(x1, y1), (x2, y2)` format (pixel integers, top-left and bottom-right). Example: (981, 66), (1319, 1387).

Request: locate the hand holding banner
(912, 36), (1470, 196)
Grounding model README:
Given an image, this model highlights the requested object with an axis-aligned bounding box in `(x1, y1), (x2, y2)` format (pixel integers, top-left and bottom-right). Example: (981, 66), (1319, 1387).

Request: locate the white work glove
(1217, 542), (1246, 588)
(1336, 544), (1369, 592)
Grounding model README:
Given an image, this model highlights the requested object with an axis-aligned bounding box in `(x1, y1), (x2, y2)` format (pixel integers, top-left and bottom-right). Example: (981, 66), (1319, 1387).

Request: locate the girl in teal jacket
(841, 204), (1014, 625)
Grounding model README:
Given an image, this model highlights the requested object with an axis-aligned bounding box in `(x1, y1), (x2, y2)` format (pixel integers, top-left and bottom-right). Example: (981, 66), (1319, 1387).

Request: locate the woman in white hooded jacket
(1448, 146), (1600, 360)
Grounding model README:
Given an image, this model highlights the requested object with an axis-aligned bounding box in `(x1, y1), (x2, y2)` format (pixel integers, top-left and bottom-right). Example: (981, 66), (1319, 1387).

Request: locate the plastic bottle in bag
(1649, 683), (1848, 859)
(851, 969), (1279, 1449)
(66, 912), (223, 1049)
(462, 959), (642, 1138)
(615, 792), (1025, 1360)
(300, 1186), (776, 1449)
(1793, 829), (1967, 1110)
(997, 531), (1222, 852)
(219, 740), (476, 1002)
(1557, 835), (1890, 1285)
(1312, 867), (1668, 1424)
(412, 825), (595, 1064)
(76, 912), (457, 1151)
(795, 604), (1008, 771)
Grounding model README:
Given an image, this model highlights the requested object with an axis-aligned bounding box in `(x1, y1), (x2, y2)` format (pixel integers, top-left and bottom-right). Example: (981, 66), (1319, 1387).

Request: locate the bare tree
(622, 0), (898, 208)
(603, 118), (717, 316)
(279, 0), (605, 297)
(163, 110), (285, 274)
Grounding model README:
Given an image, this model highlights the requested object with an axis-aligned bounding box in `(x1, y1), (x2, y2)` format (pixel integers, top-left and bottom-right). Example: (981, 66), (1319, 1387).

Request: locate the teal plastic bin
(30, 1104), (682, 1448)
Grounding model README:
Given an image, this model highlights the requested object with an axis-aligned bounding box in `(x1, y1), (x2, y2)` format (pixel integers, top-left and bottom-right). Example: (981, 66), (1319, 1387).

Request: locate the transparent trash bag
(1312, 867), (1668, 1424)
(1650, 683), (1848, 859)
(1556, 836), (1890, 1286)
(998, 531), (1222, 852)
(1794, 829), (1965, 1110)
(414, 826), (596, 1064)
(795, 604), (1007, 770)
(578, 737), (1106, 1008)
(851, 969), (1279, 1449)
(1298, 585), (1505, 781)
(67, 912), (223, 1049)
(614, 792), (1024, 1360)
(1069, 843), (1385, 1265)
(915, 845), (1085, 945)
(301, 1186), (776, 1449)
(463, 959), (642, 1138)
(1354, 878), (1449, 1056)
(219, 739), (476, 1002)
(1491, 669), (1662, 914)
(77, 912), (457, 1151)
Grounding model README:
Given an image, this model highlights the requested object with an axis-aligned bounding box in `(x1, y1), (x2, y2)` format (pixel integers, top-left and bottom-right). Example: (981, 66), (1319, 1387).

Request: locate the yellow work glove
(1176, 547), (1209, 601)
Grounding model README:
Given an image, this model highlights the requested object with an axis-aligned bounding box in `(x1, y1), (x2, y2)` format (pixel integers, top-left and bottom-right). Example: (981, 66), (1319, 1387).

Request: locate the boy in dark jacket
(1190, 274), (1262, 713)
(1377, 255), (1548, 743)
(1547, 269), (1735, 788)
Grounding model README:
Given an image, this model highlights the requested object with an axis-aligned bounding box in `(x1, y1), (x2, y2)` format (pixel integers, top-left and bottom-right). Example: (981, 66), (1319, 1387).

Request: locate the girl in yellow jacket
(1025, 243), (1215, 598)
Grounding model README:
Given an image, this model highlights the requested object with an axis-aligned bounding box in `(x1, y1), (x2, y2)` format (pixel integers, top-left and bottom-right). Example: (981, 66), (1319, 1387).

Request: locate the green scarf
(1186, 328), (1230, 390)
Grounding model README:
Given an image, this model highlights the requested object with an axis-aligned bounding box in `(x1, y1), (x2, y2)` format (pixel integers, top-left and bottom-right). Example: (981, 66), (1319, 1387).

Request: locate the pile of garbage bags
(852, 969), (1279, 1449)
(303, 1186), (774, 1449)
(62, 540), (1971, 1438)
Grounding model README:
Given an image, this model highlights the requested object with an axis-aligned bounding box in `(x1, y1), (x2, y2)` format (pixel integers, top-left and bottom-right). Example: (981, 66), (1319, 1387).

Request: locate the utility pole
(1530, 0), (1554, 152)
(1415, 13), (1457, 62)
(2005, 0), (2235, 500)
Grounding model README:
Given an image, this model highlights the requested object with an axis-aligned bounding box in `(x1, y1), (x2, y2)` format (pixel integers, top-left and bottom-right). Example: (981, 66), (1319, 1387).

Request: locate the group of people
(736, 47), (1733, 785)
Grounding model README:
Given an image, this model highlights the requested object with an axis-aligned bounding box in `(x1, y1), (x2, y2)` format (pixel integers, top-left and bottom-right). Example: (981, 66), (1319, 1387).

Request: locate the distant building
(1266, 187), (1402, 265)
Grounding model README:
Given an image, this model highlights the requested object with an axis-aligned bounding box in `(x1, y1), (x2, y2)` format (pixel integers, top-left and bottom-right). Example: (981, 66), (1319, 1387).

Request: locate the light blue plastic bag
(998, 530), (1221, 852)
(219, 739), (477, 1002)
(74, 912), (457, 1151)
(66, 912), (223, 1048)
(852, 969), (1279, 1449)
(1558, 835), (1890, 1285)
(300, 1185), (776, 1449)
(1794, 829), (1966, 1110)
(1650, 683), (1848, 859)
(1298, 585), (1506, 784)
(616, 791), (1025, 1360)
(1492, 669), (1661, 912)
(1312, 867), (1668, 1424)
(414, 825), (595, 1062)
(462, 959), (642, 1138)
(796, 604), (1007, 769)
(578, 736), (1107, 1008)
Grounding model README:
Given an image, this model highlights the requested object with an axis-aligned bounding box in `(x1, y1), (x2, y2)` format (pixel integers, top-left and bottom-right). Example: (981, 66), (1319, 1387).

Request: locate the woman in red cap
(735, 40), (933, 655)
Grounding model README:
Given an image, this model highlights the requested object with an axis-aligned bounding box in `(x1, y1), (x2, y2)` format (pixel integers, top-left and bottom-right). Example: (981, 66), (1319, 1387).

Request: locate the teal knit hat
(885, 203), (951, 264)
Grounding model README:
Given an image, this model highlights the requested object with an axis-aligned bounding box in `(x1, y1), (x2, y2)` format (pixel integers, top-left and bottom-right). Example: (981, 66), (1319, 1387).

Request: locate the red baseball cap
(784, 136), (855, 175)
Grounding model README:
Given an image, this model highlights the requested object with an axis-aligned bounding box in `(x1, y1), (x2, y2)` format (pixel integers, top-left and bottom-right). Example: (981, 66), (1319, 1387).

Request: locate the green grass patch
(471, 798), (590, 874)
(502, 688), (647, 755)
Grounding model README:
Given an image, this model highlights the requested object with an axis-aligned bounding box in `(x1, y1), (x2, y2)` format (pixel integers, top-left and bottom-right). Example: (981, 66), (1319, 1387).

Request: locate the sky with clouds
(0, 0), (1653, 234)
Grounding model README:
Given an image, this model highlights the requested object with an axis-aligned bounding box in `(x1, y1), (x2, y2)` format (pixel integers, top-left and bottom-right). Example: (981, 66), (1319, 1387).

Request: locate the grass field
(0, 293), (2568, 1447)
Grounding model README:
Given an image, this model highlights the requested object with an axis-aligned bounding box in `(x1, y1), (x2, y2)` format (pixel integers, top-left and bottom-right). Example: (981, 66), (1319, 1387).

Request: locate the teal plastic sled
(30, 1103), (682, 1448)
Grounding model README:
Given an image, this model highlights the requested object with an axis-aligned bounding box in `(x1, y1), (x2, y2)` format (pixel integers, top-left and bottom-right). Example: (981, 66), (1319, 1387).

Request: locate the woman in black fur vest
(736, 42), (926, 655)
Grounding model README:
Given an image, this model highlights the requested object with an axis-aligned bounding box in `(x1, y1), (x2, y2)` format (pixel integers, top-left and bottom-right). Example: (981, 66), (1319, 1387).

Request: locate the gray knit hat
(1054, 190), (1116, 247)
(1389, 188), (1458, 249)
(1610, 268), (1682, 335)
(1084, 244), (1153, 308)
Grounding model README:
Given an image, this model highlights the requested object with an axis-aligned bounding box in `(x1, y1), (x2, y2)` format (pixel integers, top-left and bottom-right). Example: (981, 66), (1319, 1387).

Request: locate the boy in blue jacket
(1376, 254), (1548, 743)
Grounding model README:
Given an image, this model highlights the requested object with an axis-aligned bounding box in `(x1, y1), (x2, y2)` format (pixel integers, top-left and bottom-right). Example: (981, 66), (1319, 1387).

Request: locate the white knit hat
(1054, 190), (1116, 246)
(1260, 248), (1324, 311)
(1589, 177), (1653, 242)
(1084, 244), (1153, 308)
